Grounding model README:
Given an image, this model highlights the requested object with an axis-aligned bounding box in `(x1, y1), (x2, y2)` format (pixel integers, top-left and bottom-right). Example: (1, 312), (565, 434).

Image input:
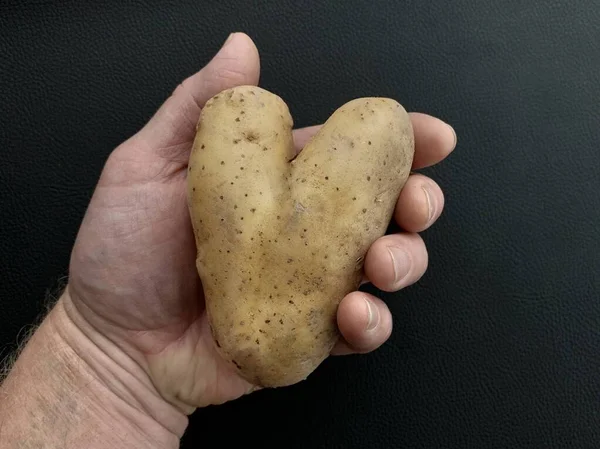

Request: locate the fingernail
(364, 297), (380, 331)
(422, 184), (437, 224)
(447, 124), (457, 150)
(223, 32), (237, 47)
(388, 246), (411, 288)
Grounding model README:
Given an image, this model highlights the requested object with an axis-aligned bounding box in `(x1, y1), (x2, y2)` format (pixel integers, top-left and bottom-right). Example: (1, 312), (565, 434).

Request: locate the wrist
(56, 289), (190, 437)
(0, 289), (188, 448)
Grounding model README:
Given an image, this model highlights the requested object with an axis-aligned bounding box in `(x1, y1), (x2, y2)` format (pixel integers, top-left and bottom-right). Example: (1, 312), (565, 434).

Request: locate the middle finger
(363, 233), (428, 293)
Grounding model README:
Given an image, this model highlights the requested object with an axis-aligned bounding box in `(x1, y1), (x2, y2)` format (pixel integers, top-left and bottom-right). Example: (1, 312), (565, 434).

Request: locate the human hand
(66, 32), (456, 413)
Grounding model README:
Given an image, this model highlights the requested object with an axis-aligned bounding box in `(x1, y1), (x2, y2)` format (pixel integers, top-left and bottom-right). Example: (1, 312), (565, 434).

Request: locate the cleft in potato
(187, 85), (414, 387)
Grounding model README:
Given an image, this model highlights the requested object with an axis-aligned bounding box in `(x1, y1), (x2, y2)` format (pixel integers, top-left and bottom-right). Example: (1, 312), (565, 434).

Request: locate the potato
(187, 85), (414, 387)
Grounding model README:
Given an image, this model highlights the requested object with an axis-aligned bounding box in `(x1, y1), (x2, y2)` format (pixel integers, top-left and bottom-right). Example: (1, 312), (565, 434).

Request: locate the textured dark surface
(1, 1), (600, 448)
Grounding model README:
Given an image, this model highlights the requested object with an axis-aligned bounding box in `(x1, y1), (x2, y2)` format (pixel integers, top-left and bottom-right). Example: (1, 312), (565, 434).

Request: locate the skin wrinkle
(59, 297), (187, 438)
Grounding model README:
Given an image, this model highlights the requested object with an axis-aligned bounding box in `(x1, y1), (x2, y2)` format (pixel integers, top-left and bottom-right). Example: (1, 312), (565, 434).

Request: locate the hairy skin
(0, 293), (185, 448)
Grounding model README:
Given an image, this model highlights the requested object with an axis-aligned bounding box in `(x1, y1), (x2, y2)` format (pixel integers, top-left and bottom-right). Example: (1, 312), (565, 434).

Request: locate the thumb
(138, 32), (260, 155)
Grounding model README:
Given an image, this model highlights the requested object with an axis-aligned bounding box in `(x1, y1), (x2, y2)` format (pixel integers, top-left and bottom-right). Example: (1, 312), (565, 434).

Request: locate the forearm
(0, 292), (187, 448)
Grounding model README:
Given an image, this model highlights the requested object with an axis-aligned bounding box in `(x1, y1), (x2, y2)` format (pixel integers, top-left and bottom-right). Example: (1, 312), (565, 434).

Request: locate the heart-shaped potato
(187, 86), (414, 387)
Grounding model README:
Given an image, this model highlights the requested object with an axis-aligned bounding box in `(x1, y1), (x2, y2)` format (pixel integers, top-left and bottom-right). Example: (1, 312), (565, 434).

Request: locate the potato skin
(187, 85), (414, 387)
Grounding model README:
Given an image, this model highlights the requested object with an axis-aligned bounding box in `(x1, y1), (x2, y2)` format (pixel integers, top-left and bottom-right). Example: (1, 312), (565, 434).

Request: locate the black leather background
(2, 1), (600, 448)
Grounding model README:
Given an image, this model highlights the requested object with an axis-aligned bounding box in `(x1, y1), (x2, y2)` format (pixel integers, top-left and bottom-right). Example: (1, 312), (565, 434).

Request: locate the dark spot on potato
(245, 131), (258, 142)
(301, 178), (306, 183)
(362, 208), (367, 213)
(265, 319), (270, 324)
(244, 193), (248, 197)
(234, 205), (238, 209)
(234, 139), (240, 144)
(289, 300), (295, 304)
(325, 176), (329, 180)
(240, 217), (244, 220)
(353, 197), (356, 200)
(350, 141), (355, 148)
(188, 166), (192, 172)
(235, 117), (240, 122)
(232, 360), (242, 369)
(259, 329), (265, 334)
(368, 141), (372, 145)
(287, 258), (293, 263)
(279, 319), (284, 324)
(230, 182), (234, 185)
(333, 147), (337, 151)
(250, 208), (256, 213)
(240, 167), (244, 170)
(255, 339), (260, 345)
(263, 146), (268, 151)
(220, 195), (223, 200)
(192, 187), (196, 191)
(202, 165), (205, 170)
(227, 250), (230, 253)
(215, 339), (221, 348)
(367, 176), (371, 181)
(220, 161), (225, 165)
(240, 320), (245, 325)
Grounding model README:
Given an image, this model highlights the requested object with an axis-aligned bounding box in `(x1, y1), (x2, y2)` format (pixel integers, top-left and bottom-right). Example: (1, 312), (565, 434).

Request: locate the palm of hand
(69, 141), (253, 410)
(65, 33), (456, 413)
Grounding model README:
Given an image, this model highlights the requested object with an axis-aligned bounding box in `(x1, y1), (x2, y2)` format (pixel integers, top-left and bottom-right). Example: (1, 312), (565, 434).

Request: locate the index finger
(409, 112), (457, 169)
(292, 113), (456, 168)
